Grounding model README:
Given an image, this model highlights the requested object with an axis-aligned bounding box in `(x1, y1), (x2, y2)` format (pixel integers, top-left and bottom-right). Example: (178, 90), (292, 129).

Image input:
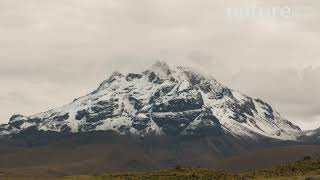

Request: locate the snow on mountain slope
(0, 62), (301, 140)
(298, 127), (320, 143)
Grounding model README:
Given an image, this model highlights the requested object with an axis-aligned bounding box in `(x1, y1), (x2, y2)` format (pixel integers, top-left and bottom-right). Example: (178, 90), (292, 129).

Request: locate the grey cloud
(228, 67), (320, 129)
(0, 0), (319, 130)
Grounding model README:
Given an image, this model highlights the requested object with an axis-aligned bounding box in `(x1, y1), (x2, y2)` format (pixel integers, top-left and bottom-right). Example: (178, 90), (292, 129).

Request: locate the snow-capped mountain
(0, 62), (301, 140)
(298, 127), (320, 143)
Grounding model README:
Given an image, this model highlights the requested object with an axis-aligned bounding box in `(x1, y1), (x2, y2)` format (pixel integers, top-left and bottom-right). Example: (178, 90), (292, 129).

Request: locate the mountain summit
(0, 62), (301, 140)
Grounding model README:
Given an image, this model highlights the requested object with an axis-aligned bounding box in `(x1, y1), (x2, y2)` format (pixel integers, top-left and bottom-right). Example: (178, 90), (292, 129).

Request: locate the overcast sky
(1, 0), (320, 130)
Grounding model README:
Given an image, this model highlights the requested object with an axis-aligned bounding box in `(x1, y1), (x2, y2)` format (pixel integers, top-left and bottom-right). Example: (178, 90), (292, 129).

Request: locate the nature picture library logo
(227, 4), (312, 19)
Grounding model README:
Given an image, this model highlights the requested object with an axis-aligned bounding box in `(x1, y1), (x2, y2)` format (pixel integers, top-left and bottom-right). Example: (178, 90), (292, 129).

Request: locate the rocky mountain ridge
(0, 62), (302, 140)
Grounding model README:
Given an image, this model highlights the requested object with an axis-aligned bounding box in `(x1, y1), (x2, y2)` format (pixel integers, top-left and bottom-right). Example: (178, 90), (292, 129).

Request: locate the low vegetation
(244, 156), (320, 179)
(1, 157), (320, 180)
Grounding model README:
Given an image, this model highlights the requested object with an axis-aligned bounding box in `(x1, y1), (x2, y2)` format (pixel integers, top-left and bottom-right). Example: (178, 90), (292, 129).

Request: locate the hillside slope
(0, 62), (301, 140)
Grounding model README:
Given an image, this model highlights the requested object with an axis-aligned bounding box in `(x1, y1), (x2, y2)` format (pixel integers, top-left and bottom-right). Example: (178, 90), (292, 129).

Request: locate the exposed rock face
(0, 62), (301, 140)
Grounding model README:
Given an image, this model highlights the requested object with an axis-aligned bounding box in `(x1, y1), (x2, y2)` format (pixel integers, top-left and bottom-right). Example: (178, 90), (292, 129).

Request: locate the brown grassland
(0, 157), (319, 180)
